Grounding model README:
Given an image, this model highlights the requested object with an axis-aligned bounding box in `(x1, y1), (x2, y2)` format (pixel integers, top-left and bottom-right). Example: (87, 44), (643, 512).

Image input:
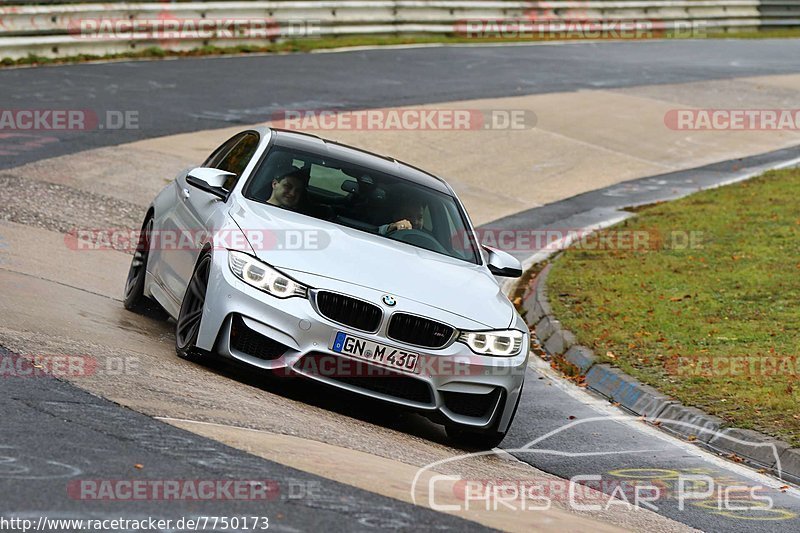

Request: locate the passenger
(267, 169), (306, 210)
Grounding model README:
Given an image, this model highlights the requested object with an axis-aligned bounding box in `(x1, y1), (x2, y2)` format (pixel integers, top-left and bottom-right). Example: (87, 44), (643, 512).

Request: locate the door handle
(181, 188), (190, 199)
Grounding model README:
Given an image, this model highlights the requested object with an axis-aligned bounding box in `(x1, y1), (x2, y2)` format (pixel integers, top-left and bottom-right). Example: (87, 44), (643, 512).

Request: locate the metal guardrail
(0, 1), (798, 60)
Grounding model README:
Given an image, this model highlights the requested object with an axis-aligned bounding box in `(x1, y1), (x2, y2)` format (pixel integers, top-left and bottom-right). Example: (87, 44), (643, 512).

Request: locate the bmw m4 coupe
(124, 127), (529, 448)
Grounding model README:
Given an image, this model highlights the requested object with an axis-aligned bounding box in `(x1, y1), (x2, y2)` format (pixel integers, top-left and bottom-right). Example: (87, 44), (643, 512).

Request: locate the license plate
(331, 332), (419, 374)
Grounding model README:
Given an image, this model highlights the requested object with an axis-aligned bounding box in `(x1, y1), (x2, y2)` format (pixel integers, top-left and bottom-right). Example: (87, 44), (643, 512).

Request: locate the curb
(521, 262), (800, 485)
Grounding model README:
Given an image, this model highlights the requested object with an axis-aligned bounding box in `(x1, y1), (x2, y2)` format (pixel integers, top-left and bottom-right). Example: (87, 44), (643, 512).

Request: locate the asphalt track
(3, 39), (800, 169)
(2, 40), (800, 531)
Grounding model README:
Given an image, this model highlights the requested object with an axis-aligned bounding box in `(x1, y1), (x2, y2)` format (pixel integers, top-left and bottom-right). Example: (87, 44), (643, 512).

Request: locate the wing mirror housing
(186, 167), (235, 200)
(484, 246), (523, 277)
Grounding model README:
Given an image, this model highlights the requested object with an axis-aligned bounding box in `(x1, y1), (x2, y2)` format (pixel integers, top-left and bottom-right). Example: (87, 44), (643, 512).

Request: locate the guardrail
(0, 1), (798, 60)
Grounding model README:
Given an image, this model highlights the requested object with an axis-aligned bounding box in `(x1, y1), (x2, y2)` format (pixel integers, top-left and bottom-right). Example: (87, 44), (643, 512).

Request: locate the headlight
(228, 250), (307, 298)
(458, 329), (524, 356)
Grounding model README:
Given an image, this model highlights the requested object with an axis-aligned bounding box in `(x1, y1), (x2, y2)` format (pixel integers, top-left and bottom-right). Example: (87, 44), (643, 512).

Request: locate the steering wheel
(391, 229), (448, 254)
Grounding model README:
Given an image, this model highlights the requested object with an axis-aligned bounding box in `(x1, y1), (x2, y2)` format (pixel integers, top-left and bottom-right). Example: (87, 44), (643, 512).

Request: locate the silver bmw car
(124, 127), (529, 448)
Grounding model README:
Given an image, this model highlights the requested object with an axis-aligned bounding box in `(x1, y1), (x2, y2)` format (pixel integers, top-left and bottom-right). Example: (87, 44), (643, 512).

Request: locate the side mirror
(186, 167), (235, 200)
(484, 246), (523, 277)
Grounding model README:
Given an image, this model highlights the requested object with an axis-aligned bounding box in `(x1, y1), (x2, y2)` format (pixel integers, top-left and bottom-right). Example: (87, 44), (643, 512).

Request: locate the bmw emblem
(382, 295), (396, 307)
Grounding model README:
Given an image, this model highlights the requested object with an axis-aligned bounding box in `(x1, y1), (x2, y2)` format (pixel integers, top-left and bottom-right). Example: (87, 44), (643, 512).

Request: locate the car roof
(267, 128), (454, 195)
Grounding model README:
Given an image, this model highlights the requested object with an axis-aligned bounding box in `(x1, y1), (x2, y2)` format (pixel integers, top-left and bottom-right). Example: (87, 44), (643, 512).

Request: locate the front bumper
(196, 249), (528, 433)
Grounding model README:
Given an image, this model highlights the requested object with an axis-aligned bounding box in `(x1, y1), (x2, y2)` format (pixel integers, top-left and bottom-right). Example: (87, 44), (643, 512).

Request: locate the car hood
(229, 199), (514, 328)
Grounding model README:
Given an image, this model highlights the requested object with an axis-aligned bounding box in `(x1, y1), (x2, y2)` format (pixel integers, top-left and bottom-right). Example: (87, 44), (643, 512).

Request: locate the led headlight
(458, 329), (524, 356)
(228, 250), (307, 298)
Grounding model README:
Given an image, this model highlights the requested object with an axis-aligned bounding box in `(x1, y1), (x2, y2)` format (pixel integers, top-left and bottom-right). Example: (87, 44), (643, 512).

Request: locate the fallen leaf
(134, 464), (144, 469)
(686, 435), (697, 442)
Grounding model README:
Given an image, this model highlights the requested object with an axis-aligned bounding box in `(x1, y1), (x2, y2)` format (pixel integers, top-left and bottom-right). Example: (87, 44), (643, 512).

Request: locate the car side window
(204, 132), (260, 190)
(203, 137), (236, 169)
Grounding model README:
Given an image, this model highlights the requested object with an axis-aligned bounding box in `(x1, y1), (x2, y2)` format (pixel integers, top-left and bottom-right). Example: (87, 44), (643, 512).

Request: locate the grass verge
(4, 27), (800, 68)
(548, 168), (800, 445)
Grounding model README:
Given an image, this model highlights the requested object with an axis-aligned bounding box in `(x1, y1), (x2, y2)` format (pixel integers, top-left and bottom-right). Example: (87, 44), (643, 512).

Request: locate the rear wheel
(123, 215), (165, 317)
(175, 253), (212, 361)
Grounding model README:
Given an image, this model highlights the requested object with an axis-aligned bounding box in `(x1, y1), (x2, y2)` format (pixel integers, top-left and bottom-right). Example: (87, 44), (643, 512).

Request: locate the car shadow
(194, 351), (454, 447)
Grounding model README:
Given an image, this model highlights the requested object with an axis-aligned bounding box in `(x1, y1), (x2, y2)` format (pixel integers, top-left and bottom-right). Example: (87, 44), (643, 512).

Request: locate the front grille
(315, 291), (382, 332)
(230, 315), (288, 360)
(387, 313), (455, 348)
(297, 352), (433, 404)
(442, 389), (502, 418)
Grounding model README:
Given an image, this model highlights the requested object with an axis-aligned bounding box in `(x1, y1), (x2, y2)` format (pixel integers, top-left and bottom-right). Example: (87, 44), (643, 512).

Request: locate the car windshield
(243, 146), (480, 264)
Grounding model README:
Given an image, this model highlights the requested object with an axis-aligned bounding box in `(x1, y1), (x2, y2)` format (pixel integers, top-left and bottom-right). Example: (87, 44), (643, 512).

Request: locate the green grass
(548, 168), (800, 445)
(3, 27), (800, 68)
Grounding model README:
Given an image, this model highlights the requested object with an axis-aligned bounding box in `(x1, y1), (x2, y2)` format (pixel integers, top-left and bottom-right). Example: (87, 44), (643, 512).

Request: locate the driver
(267, 169), (306, 210)
(379, 200), (424, 235)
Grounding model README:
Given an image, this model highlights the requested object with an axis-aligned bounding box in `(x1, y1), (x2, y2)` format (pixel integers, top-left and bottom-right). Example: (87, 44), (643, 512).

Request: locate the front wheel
(175, 253), (212, 362)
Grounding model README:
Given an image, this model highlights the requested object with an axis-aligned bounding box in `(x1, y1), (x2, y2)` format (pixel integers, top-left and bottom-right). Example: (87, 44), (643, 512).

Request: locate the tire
(445, 385), (524, 450)
(123, 215), (165, 317)
(175, 253), (212, 362)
